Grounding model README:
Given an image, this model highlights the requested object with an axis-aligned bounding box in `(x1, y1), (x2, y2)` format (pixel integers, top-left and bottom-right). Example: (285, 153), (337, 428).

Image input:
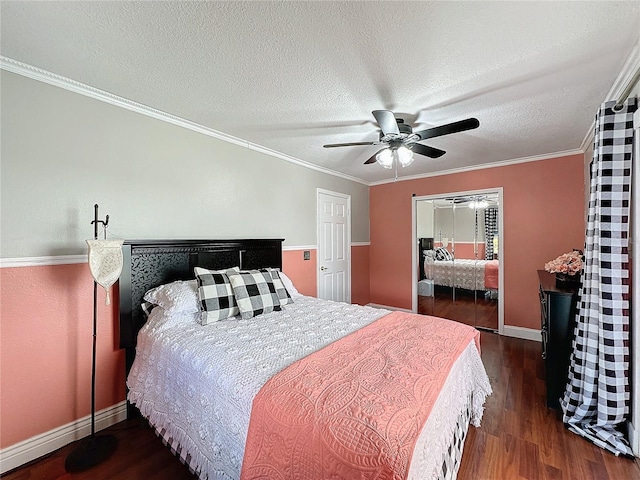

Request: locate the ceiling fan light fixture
(397, 146), (414, 167)
(375, 148), (394, 169)
(333, 110), (480, 170)
(468, 199), (489, 209)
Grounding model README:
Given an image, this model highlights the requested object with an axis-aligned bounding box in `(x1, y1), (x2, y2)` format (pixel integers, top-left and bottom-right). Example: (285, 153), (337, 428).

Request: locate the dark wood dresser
(538, 270), (580, 410)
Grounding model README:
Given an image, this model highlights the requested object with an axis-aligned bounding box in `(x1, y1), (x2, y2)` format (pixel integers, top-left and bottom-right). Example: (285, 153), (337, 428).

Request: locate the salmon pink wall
(0, 264), (125, 448)
(351, 245), (370, 306)
(283, 249), (318, 297)
(370, 154), (585, 330)
(1, 246), (370, 451)
(434, 242), (486, 260)
(283, 246), (371, 306)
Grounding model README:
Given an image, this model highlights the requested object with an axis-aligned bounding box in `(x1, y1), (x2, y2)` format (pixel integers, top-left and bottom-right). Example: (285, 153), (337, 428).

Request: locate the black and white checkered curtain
(484, 207), (498, 260)
(560, 98), (637, 456)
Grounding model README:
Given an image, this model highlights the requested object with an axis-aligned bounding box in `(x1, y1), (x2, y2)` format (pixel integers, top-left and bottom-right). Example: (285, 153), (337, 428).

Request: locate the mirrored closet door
(416, 192), (500, 331)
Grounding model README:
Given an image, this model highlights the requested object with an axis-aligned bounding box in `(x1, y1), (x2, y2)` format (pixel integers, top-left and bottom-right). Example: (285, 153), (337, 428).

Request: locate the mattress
(127, 296), (491, 480)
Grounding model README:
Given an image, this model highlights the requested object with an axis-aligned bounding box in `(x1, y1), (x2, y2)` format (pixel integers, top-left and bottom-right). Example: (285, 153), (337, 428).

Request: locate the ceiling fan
(323, 110), (479, 169)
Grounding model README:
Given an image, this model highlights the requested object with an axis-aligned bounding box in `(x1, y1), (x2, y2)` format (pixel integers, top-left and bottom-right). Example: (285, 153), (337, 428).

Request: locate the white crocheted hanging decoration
(87, 239), (124, 305)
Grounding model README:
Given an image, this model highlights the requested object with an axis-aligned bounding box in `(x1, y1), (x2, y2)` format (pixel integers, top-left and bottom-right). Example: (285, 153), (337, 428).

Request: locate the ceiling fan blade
(415, 118), (479, 141)
(412, 143), (446, 158)
(364, 149), (386, 164)
(323, 141), (377, 148)
(372, 110), (400, 136)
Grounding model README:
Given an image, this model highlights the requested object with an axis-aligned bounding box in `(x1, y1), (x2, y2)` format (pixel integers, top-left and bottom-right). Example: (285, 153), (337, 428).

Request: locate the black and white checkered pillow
(227, 269), (282, 320)
(266, 268), (293, 306)
(434, 247), (454, 261)
(194, 266), (240, 325)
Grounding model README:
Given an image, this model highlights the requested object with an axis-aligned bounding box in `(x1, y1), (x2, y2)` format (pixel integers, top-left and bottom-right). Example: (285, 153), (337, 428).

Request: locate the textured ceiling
(2, 1), (639, 184)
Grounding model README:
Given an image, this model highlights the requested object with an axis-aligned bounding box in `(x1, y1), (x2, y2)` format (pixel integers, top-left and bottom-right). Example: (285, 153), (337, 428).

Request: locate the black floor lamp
(65, 204), (123, 472)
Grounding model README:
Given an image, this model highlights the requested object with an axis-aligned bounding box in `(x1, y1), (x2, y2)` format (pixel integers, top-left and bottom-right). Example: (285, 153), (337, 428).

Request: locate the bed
(424, 255), (499, 292)
(119, 239), (492, 480)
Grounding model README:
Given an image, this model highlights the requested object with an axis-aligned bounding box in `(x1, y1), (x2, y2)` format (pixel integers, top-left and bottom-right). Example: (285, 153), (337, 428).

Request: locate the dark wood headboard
(118, 238), (284, 380)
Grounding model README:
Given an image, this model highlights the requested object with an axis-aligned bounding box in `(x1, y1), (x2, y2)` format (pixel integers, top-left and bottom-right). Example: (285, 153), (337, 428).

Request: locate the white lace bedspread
(428, 259), (488, 291)
(127, 296), (491, 480)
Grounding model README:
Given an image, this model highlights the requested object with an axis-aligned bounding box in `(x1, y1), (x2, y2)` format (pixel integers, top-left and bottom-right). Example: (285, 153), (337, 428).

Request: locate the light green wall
(432, 205), (480, 243)
(415, 200), (434, 239)
(1, 71), (370, 257)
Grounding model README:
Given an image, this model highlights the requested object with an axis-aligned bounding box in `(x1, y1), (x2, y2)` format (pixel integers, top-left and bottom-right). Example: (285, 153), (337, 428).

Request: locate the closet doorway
(411, 189), (504, 332)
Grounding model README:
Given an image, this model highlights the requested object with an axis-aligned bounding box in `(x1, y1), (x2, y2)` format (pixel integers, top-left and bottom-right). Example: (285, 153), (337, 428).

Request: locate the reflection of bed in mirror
(425, 257), (499, 292)
(415, 192), (501, 331)
(419, 251), (500, 331)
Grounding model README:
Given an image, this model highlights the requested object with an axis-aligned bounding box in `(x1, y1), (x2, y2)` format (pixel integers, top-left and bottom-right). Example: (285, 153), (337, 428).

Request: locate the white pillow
(144, 303), (200, 331)
(278, 271), (302, 298)
(143, 280), (199, 314)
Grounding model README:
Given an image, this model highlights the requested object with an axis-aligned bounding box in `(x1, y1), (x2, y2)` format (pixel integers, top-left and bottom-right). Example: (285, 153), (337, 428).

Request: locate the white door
(317, 189), (351, 302)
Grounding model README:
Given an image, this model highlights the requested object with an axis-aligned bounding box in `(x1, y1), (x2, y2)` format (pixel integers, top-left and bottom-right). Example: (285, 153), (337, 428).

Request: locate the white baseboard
(0, 401), (127, 475)
(368, 308), (542, 343)
(0, 254), (86, 268)
(502, 325), (541, 342)
(282, 245), (317, 252)
(282, 243), (369, 251)
(366, 303), (413, 313)
(1, 244), (371, 267)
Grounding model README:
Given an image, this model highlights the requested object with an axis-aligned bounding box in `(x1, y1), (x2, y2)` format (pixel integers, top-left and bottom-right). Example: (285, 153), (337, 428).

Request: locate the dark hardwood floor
(3, 333), (639, 480)
(1, 420), (196, 480)
(419, 286), (499, 330)
(457, 333), (640, 480)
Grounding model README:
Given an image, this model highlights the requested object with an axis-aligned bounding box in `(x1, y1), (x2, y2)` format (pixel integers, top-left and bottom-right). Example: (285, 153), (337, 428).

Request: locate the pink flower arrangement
(544, 250), (583, 275)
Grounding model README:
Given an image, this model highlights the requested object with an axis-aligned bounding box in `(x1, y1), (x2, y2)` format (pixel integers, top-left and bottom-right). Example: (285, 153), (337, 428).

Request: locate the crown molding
(579, 130), (594, 157)
(606, 40), (640, 106)
(580, 41), (640, 152)
(0, 56), (368, 186)
(368, 149), (583, 186)
(4, 52), (634, 189)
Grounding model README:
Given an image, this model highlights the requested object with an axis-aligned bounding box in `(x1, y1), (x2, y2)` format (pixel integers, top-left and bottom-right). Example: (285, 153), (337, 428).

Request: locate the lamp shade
(87, 239), (124, 305)
(397, 146), (414, 167)
(375, 148), (394, 169)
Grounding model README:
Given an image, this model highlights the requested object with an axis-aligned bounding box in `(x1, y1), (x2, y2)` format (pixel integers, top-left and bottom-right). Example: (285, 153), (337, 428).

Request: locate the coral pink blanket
(484, 260), (499, 290)
(240, 311), (480, 480)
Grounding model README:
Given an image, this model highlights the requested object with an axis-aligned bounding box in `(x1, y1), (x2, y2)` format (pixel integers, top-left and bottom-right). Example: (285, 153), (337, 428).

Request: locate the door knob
(320, 266), (328, 271)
